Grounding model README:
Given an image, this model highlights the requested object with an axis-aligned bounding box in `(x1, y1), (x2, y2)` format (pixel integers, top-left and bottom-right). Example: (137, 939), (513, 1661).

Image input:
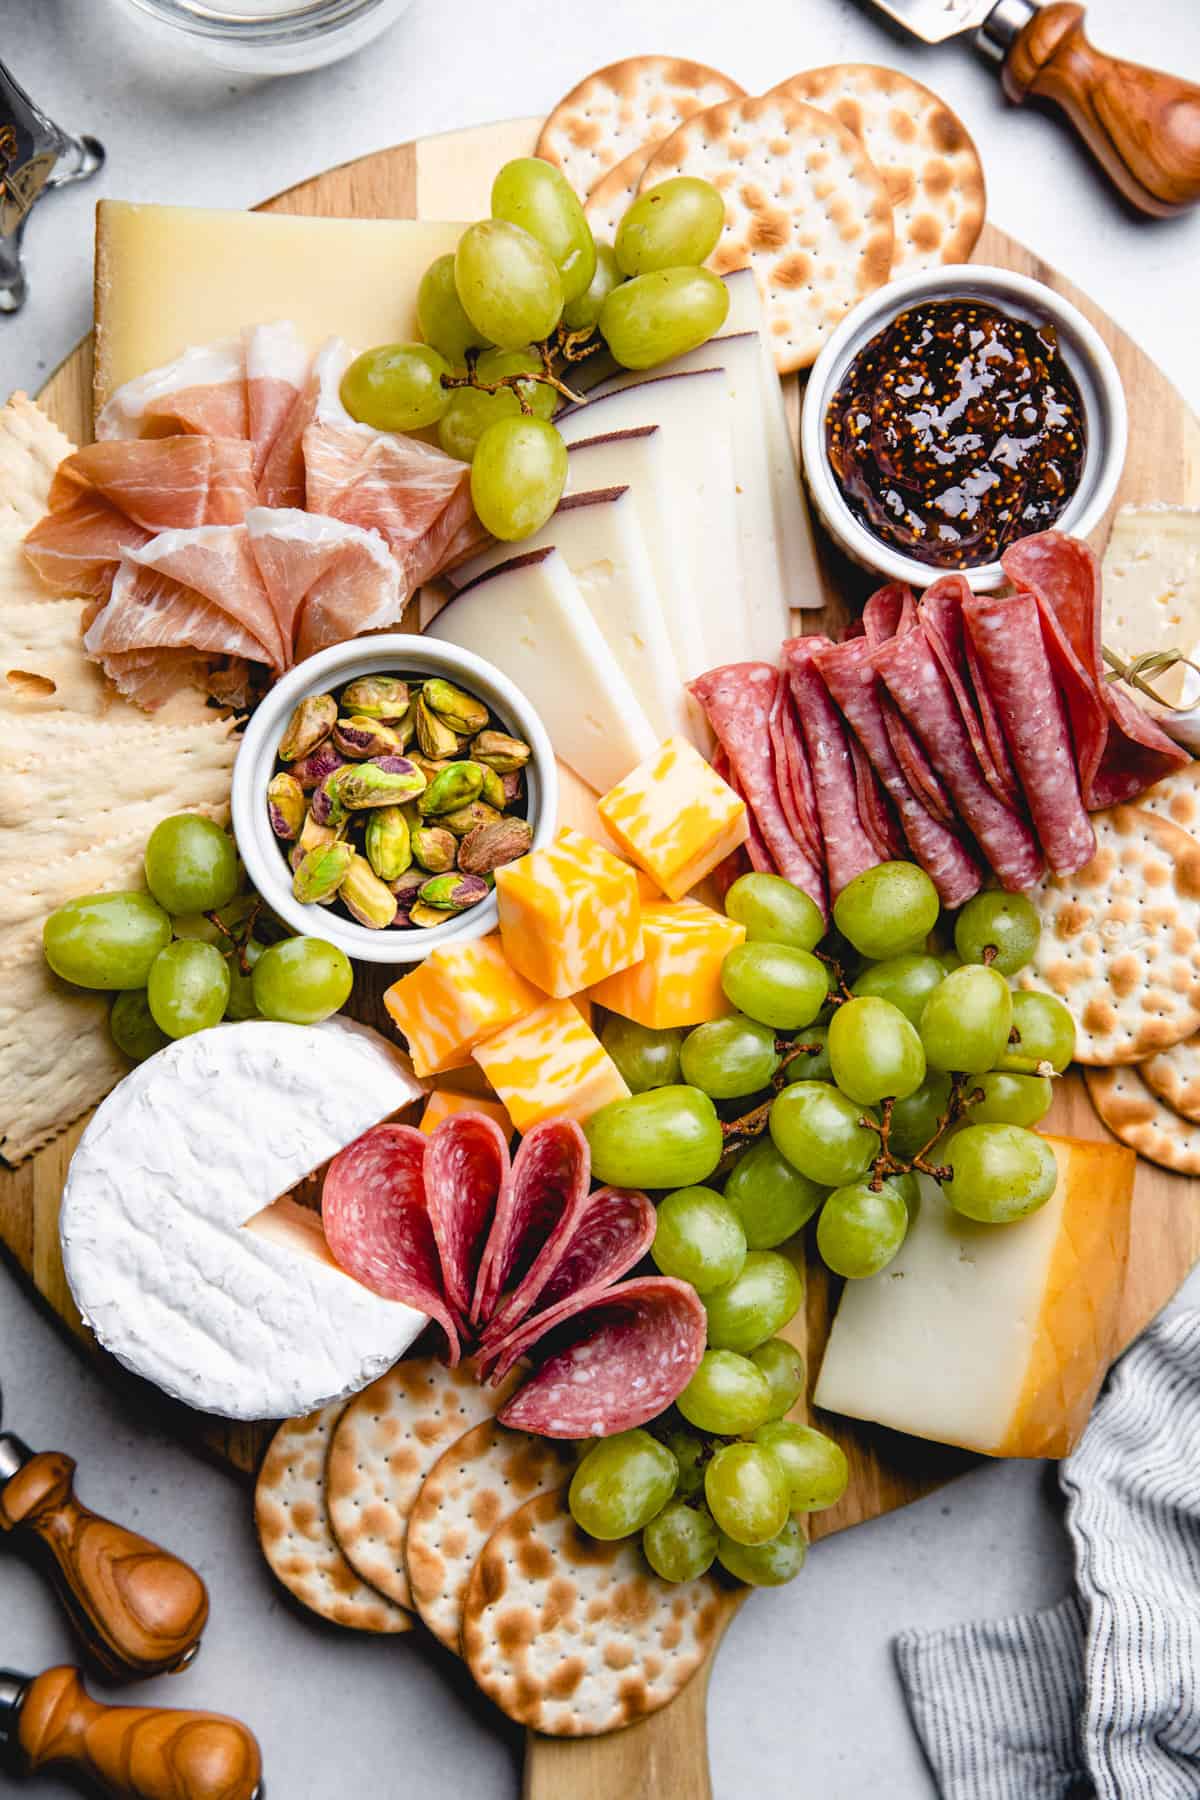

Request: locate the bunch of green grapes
(42, 814), (353, 1060)
(338, 160), (729, 542)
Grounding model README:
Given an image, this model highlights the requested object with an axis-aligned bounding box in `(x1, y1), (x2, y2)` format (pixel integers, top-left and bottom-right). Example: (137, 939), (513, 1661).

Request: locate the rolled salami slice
(725, 762), (776, 873)
(768, 674), (822, 865)
(322, 1124), (461, 1364)
(497, 1277), (707, 1439)
(472, 1118), (591, 1336)
(847, 733), (905, 862)
(424, 1113), (511, 1322)
(963, 590), (1096, 876)
(861, 584), (956, 827)
(782, 636), (880, 898)
(920, 575), (1022, 812)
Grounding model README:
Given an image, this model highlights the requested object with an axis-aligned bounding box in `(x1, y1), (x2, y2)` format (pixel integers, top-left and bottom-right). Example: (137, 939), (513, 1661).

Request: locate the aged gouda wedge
(598, 736), (748, 901)
(472, 999), (630, 1134)
(495, 827), (642, 1000)
(383, 934), (543, 1079)
(589, 901), (745, 1029)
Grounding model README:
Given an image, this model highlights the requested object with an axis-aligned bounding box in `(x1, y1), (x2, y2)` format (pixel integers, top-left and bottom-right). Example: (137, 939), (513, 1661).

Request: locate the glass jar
(117, 0), (415, 76)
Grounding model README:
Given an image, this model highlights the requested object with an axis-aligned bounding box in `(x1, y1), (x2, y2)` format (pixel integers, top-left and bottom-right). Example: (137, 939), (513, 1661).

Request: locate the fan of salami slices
(321, 1112), (707, 1438)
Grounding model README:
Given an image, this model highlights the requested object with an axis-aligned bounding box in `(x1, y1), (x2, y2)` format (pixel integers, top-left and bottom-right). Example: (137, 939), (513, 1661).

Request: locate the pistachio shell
(338, 674), (410, 722)
(332, 715), (404, 760)
(267, 771), (305, 841)
(415, 693), (461, 760)
(422, 677), (490, 737)
(292, 838), (354, 904)
(364, 804), (412, 881)
(471, 729), (531, 773)
(340, 854), (399, 929)
(418, 761), (485, 817)
(278, 692), (338, 762)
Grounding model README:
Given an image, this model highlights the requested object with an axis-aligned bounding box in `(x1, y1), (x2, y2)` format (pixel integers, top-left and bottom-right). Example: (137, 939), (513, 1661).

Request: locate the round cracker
(1136, 759), (1200, 839)
(1085, 1063), (1200, 1174)
(407, 1420), (579, 1654)
(254, 1405), (412, 1634)
(326, 1355), (520, 1609)
(462, 1489), (730, 1736)
(640, 93), (894, 372)
(1017, 805), (1200, 1065)
(769, 64), (985, 277)
(1140, 1034), (1200, 1121)
(583, 146), (648, 246)
(536, 56), (744, 199)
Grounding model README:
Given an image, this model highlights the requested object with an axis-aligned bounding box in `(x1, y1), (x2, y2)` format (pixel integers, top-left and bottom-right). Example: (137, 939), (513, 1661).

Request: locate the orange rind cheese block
(495, 827), (643, 1000)
(419, 1088), (514, 1140)
(384, 934), (543, 1078)
(472, 999), (630, 1134)
(598, 736), (748, 902)
(589, 901), (745, 1029)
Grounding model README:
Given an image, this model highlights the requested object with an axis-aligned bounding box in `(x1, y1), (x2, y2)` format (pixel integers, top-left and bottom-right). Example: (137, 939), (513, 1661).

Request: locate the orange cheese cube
(383, 933), (543, 1078)
(598, 736), (749, 901)
(419, 1088), (514, 1139)
(494, 827), (642, 999)
(589, 901), (746, 1029)
(472, 999), (630, 1133)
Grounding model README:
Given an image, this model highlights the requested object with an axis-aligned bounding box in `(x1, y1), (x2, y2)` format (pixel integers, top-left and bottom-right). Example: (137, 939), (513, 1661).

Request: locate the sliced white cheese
(60, 1018), (427, 1421)
(428, 545), (657, 792)
(1101, 505), (1200, 747)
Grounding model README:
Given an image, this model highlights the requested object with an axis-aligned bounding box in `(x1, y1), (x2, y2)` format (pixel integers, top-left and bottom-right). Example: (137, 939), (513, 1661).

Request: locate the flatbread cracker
(640, 92), (894, 372)
(0, 393), (72, 526)
(0, 960), (128, 1163)
(462, 1489), (729, 1736)
(1017, 805), (1200, 1065)
(1085, 1063), (1200, 1175)
(583, 146), (647, 246)
(1140, 1035), (1200, 1122)
(255, 1405), (413, 1634)
(536, 56), (744, 198)
(769, 65), (984, 277)
(406, 1420), (578, 1653)
(1137, 759), (1200, 837)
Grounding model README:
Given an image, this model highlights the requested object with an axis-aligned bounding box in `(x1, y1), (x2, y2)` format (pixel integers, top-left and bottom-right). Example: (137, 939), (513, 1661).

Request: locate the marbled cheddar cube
(472, 999), (630, 1133)
(598, 736), (749, 901)
(419, 1088), (514, 1139)
(589, 902), (745, 1029)
(383, 934), (543, 1079)
(494, 828), (642, 999)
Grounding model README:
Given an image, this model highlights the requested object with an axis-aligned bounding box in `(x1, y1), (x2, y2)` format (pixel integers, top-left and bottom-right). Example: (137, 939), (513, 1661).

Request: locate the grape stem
(812, 949), (854, 1006)
(203, 901), (262, 975)
(555, 321), (605, 364)
(441, 339), (587, 413)
(861, 1073), (984, 1188)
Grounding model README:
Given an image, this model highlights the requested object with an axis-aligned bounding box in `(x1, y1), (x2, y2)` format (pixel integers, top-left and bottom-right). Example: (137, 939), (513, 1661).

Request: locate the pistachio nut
(393, 704), (416, 751)
(364, 804), (412, 882)
(288, 741), (347, 792)
(501, 770), (525, 807)
(411, 825), (458, 873)
(297, 811), (337, 854)
(410, 753), (453, 785)
(471, 729), (532, 774)
(338, 674), (410, 722)
(267, 771), (305, 841)
(422, 677), (490, 737)
(292, 838), (355, 905)
(388, 867), (428, 901)
(341, 854), (399, 929)
(415, 692), (461, 760)
(332, 715), (404, 761)
(440, 799), (503, 838)
(458, 816), (533, 875)
(309, 768), (348, 827)
(477, 765), (507, 811)
(418, 760), (485, 818)
(278, 692), (338, 762)
(409, 900), (455, 928)
(417, 872), (491, 913)
(337, 758), (427, 810)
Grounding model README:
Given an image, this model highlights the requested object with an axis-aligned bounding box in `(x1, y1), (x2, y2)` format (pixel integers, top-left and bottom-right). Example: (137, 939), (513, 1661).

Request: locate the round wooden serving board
(4, 115), (1200, 1799)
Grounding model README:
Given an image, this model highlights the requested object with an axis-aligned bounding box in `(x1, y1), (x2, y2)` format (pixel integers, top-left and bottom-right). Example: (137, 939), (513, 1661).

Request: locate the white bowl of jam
(800, 265), (1127, 591)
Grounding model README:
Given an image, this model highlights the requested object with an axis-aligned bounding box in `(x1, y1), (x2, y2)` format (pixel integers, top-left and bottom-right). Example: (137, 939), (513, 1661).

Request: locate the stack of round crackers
(536, 54), (986, 372)
(255, 1353), (730, 1737)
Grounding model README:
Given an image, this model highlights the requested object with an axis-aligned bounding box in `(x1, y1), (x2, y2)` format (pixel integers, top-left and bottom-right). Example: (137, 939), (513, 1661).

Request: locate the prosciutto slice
(24, 492), (152, 599)
(244, 321), (310, 482)
(96, 339), (249, 444)
(245, 506), (402, 663)
(782, 636), (883, 899)
(920, 574), (1022, 812)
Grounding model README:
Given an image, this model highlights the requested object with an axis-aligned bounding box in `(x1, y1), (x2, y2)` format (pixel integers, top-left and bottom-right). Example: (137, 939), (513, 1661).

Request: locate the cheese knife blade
(860, 0), (1016, 49)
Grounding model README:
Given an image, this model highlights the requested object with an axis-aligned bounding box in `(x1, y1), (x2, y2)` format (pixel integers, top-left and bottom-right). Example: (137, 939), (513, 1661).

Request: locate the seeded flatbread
(583, 147), (647, 246)
(255, 1405), (412, 1633)
(1085, 1063), (1200, 1175)
(537, 56), (744, 200)
(640, 93), (894, 372)
(407, 1420), (579, 1653)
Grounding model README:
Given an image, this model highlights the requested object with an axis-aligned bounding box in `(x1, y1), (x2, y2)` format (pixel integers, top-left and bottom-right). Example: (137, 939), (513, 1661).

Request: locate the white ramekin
(231, 635), (557, 967)
(800, 264), (1128, 592)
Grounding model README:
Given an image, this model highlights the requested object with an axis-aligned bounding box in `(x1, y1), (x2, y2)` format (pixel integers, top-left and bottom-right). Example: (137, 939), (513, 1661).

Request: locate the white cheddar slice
(1101, 505), (1200, 746)
(428, 546), (657, 792)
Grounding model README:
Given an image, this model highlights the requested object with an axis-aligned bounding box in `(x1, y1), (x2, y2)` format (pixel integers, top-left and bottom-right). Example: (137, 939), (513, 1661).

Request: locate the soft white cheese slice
(60, 1018), (427, 1421)
(1101, 504), (1200, 749)
(428, 545), (657, 792)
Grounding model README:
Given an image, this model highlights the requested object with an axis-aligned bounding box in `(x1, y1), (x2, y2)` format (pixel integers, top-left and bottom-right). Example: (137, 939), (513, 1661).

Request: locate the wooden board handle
(16, 1667), (261, 1800)
(1003, 3), (1200, 216)
(0, 1452), (209, 1681)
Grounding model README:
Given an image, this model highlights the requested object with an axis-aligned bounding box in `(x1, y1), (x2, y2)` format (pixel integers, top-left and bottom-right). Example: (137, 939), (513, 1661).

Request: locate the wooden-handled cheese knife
(863, 0), (1200, 215)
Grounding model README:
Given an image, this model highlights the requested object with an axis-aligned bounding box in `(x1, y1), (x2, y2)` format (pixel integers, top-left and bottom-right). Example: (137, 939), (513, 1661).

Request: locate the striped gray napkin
(894, 1310), (1200, 1800)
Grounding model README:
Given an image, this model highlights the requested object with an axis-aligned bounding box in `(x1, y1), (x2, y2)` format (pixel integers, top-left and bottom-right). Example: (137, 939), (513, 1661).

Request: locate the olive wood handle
(0, 1452), (209, 1681)
(1003, 3), (1200, 216)
(16, 1667), (261, 1800)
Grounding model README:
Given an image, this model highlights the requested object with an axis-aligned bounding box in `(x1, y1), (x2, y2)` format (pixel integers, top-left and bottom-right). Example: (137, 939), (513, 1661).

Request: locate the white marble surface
(0, 2), (1198, 1795)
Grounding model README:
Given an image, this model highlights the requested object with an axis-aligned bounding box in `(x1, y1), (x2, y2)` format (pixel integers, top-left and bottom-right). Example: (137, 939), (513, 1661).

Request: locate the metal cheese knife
(862, 0), (1200, 215)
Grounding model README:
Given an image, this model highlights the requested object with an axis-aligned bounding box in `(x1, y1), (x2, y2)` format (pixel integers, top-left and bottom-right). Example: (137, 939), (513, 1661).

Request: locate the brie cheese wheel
(60, 1019), (427, 1420)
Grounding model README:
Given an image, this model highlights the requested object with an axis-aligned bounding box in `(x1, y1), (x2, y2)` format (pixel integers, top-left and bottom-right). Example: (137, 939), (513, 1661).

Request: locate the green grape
(438, 388), (505, 462)
(599, 266), (730, 370)
(340, 342), (451, 432)
(769, 1082), (877, 1188)
(109, 989), (168, 1063)
(704, 1251), (804, 1355)
(998, 990), (1075, 1074)
(704, 1442), (790, 1546)
(599, 1017), (683, 1093)
(723, 1138), (825, 1248)
(586, 1086), (723, 1190)
(919, 965), (1013, 1074)
(417, 253), (491, 364)
(751, 1422), (848, 1512)
(778, 1024), (834, 1085)
(944, 1123), (1058, 1224)
(652, 1187), (746, 1293)
(642, 1500), (719, 1582)
(615, 177), (726, 276)
(724, 872), (823, 950)
(680, 1014), (779, 1099)
(968, 1071), (1052, 1128)
(889, 1169), (921, 1220)
(954, 890), (1040, 977)
(816, 1180), (908, 1278)
(147, 940), (230, 1039)
(252, 936), (353, 1025)
(470, 415), (567, 541)
(224, 939), (264, 1022)
(660, 1426), (707, 1499)
(475, 347), (558, 417)
(749, 1338), (805, 1419)
(937, 948), (963, 974)
(721, 942), (827, 1031)
(568, 1430), (677, 1540)
(716, 1516), (807, 1586)
(833, 862), (940, 960)
(888, 1071), (953, 1157)
(677, 1349), (772, 1435)
(144, 814), (239, 916)
(44, 892), (172, 991)
(828, 995), (926, 1105)
(454, 218), (563, 350)
(491, 157), (596, 305)
(562, 242), (623, 331)
(852, 952), (946, 1028)
(171, 893), (257, 946)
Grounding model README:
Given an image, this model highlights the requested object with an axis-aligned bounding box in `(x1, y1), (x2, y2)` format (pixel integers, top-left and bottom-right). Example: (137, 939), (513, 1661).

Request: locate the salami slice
(781, 636), (880, 898)
(497, 1277), (707, 1439)
(847, 733), (905, 862)
(861, 585), (956, 827)
(920, 575), (1022, 811)
(768, 675), (822, 865)
(472, 1119), (591, 1336)
(322, 1124), (461, 1364)
(726, 763), (776, 873)
(424, 1113), (511, 1322)
(963, 590), (1096, 877)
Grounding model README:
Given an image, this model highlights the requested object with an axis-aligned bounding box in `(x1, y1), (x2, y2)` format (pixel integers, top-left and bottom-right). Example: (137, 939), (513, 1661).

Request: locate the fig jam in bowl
(801, 266), (1127, 591)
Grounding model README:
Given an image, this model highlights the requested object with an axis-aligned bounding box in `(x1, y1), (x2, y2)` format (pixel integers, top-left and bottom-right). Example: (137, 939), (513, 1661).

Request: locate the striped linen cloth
(894, 1310), (1200, 1800)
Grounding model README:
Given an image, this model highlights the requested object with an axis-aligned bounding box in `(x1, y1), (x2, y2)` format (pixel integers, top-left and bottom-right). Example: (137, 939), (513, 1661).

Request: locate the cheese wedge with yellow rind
(384, 934), (543, 1079)
(598, 736), (748, 902)
(472, 999), (630, 1134)
(495, 828), (642, 1000)
(589, 902), (745, 1029)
